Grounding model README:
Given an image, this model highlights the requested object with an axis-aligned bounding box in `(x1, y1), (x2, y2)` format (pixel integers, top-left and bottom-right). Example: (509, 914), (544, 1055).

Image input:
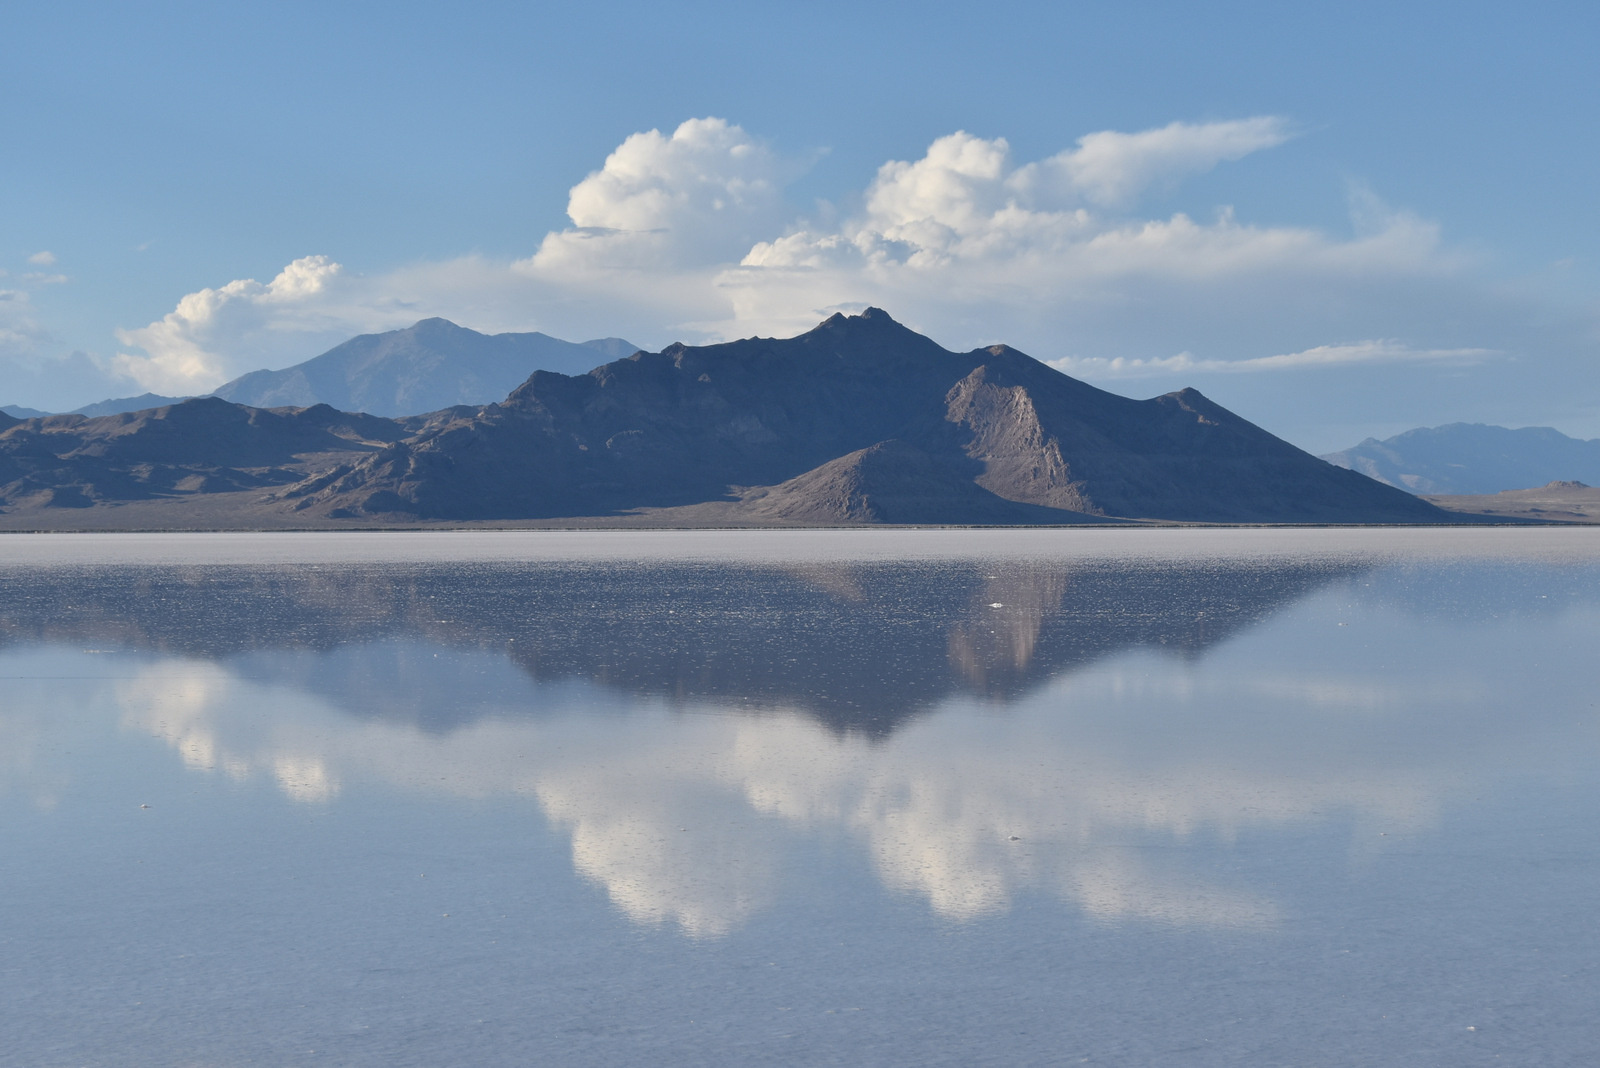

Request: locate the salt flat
(1, 523), (1597, 566)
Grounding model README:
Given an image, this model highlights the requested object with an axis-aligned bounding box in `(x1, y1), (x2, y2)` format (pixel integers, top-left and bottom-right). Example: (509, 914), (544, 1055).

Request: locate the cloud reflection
(4, 552), (1594, 939)
(85, 638), (1541, 938)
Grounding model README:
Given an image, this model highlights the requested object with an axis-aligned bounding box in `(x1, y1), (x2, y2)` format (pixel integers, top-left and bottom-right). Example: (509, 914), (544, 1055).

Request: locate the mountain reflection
(3, 554), (1596, 940)
(0, 558), (1358, 732)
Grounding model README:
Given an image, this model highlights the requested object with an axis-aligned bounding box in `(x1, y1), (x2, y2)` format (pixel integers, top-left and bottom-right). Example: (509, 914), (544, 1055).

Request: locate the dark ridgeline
(0, 307), (1445, 524)
(0, 399), (411, 509)
(0, 557), (1366, 734)
(291, 308), (1441, 523)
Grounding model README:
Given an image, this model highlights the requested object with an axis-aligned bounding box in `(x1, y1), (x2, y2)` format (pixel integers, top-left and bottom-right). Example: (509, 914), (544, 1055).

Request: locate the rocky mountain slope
(1, 309), (1455, 526)
(0, 398), (408, 510)
(283, 308), (1443, 524)
(1322, 423), (1600, 494)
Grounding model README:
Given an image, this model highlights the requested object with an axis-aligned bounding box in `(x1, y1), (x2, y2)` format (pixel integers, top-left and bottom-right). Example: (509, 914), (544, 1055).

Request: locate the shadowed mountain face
(211, 318), (638, 416)
(0, 398), (408, 508)
(1322, 423), (1600, 495)
(0, 557), (1362, 733)
(293, 308), (1442, 523)
(0, 310), (1447, 525)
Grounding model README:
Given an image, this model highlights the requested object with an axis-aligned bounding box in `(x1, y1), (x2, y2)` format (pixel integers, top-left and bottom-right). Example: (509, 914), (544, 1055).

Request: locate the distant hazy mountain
(3, 321), (634, 421)
(210, 318), (639, 416)
(74, 393), (190, 417)
(3, 395), (188, 419)
(1321, 423), (1600, 495)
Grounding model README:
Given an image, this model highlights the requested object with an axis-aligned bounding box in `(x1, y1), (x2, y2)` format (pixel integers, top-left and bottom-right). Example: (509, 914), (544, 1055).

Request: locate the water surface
(2, 529), (1596, 1065)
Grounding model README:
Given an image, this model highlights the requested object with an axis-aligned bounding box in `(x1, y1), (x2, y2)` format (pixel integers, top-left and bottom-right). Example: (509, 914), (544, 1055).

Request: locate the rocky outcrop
(734, 439), (1101, 525)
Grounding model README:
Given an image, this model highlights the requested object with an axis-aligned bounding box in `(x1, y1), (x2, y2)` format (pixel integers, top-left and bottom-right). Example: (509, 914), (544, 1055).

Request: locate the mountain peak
(407, 317), (470, 335)
(210, 319), (638, 417)
(815, 307), (906, 332)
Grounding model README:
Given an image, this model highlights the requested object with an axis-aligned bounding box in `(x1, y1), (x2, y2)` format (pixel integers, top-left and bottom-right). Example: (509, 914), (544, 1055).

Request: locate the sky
(3, 0), (1597, 452)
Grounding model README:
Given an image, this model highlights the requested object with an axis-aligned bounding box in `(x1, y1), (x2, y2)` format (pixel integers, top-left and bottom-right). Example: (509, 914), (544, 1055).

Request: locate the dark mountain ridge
(0, 398), (409, 509)
(287, 308), (1442, 524)
(2, 309), (1450, 525)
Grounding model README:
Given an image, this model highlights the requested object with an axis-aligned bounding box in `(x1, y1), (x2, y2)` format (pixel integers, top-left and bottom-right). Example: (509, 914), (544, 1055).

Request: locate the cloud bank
(93, 115), (1594, 443)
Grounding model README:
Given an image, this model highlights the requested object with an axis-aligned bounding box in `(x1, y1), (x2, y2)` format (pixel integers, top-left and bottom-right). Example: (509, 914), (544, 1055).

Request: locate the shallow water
(2, 529), (1597, 1066)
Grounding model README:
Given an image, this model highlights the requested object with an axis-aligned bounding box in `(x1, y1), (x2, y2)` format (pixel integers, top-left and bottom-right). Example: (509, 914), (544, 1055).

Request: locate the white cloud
(724, 128), (1461, 347)
(1025, 116), (1295, 207)
(1049, 340), (1497, 379)
(0, 288), (48, 363)
(26, 251), (56, 267)
(102, 115), (1591, 440)
(525, 117), (789, 272)
(112, 255), (382, 393)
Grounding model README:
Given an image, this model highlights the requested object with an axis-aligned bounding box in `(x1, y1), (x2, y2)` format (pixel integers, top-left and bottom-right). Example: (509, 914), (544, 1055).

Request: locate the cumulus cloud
(112, 256), (334, 392)
(102, 114), (1592, 442)
(725, 127), (1460, 349)
(526, 117), (789, 272)
(112, 255), (402, 393)
(26, 251), (56, 267)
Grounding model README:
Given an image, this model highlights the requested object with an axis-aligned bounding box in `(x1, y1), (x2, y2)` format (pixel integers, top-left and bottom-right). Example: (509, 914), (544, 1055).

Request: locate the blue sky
(3, 0), (1597, 450)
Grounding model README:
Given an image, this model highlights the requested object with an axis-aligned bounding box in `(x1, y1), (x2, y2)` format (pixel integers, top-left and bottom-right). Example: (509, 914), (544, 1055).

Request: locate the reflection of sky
(7, 559), (1594, 942)
(5, 538), (1600, 1066)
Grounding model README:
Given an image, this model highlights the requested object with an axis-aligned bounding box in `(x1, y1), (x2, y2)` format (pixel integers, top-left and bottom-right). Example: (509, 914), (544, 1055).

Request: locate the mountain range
(1322, 423), (1600, 495)
(0, 309), (1446, 527)
(1, 319), (639, 421)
